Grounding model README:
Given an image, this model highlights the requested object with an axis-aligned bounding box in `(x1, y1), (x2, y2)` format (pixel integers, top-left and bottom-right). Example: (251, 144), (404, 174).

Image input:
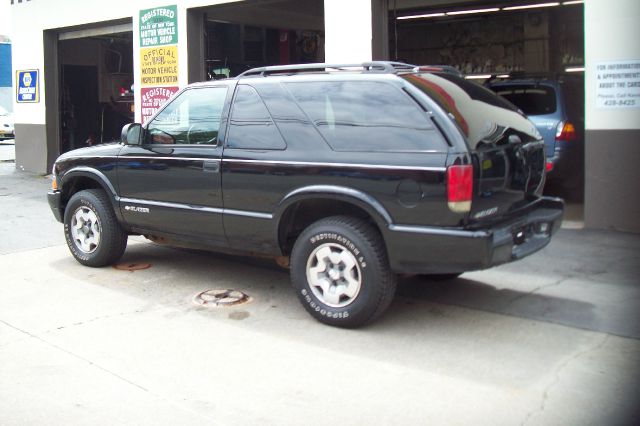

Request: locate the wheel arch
(59, 167), (120, 219)
(275, 185), (393, 256)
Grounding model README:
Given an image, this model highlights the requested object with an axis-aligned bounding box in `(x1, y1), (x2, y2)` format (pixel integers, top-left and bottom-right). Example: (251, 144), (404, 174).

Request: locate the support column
(324, 0), (372, 63)
(584, 0), (640, 232)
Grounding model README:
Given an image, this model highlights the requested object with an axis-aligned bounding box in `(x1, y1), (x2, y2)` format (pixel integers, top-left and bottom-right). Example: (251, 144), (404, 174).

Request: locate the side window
(286, 81), (444, 152)
(226, 85), (286, 150)
(146, 87), (227, 145)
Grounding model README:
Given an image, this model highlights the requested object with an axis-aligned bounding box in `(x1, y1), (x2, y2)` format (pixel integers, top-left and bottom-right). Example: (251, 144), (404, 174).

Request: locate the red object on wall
(279, 30), (291, 65)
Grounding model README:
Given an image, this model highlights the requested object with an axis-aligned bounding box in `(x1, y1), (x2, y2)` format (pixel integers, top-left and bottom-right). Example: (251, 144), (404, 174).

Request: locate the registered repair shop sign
(16, 69), (40, 103)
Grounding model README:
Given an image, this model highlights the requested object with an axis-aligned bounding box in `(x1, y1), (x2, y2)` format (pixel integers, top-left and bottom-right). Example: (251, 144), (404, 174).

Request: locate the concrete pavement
(0, 162), (639, 425)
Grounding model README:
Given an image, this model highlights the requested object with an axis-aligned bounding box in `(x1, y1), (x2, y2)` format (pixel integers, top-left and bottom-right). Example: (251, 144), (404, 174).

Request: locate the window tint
(146, 87), (227, 145)
(492, 85), (557, 115)
(286, 81), (441, 152)
(226, 85), (286, 150)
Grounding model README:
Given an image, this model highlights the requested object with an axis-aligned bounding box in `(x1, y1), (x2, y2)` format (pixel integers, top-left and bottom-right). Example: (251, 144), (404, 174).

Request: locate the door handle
(203, 160), (220, 173)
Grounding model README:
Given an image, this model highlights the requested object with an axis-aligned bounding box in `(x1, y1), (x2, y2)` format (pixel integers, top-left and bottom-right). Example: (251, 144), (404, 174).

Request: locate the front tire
(64, 189), (127, 267)
(290, 216), (396, 328)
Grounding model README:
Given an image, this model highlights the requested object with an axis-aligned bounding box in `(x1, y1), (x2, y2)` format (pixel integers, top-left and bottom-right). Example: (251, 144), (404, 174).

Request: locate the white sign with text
(596, 60), (640, 109)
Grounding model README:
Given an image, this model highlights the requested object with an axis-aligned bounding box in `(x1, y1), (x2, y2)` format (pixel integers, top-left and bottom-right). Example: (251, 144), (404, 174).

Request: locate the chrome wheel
(70, 206), (101, 254)
(306, 243), (362, 308)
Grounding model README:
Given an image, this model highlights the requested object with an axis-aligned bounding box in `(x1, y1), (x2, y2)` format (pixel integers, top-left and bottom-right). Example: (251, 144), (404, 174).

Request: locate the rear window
(285, 81), (445, 152)
(491, 85), (557, 115)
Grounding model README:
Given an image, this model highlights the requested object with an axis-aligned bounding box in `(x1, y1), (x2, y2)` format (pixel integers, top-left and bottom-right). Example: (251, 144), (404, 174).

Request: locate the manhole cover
(193, 289), (251, 307)
(113, 263), (152, 271)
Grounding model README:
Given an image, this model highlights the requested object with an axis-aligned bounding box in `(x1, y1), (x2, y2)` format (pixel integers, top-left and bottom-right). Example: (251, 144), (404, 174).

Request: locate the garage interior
(387, 0), (585, 217)
(56, 23), (134, 154)
(193, 0), (325, 79)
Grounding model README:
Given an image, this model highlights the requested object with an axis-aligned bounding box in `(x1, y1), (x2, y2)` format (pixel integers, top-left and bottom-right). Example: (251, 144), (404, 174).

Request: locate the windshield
(491, 84), (557, 115)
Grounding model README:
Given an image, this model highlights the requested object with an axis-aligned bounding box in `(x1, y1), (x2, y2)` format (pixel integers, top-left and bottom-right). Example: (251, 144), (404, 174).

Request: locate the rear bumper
(384, 197), (564, 274)
(48, 191), (64, 223)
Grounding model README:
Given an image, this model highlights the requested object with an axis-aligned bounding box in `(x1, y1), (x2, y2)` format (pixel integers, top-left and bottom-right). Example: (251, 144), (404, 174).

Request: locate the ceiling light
(497, 74), (510, 78)
(562, 1), (584, 5)
(503, 3), (560, 11)
(565, 66), (585, 72)
(397, 13), (446, 20)
(465, 74), (492, 80)
(446, 8), (500, 16)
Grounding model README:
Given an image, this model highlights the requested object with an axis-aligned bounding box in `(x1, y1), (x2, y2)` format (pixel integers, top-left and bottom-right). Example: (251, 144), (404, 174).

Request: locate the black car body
(48, 62), (563, 327)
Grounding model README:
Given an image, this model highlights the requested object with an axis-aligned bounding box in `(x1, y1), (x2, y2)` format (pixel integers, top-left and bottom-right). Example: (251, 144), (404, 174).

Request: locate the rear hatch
(489, 82), (561, 159)
(403, 72), (546, 224)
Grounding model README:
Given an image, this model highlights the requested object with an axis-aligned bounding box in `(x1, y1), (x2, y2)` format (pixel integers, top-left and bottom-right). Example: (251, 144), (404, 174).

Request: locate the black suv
(48, 62), (563, 328)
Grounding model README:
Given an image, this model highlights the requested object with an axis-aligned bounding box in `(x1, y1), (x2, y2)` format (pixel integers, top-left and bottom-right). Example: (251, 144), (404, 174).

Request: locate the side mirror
(121, 123), (142, 145)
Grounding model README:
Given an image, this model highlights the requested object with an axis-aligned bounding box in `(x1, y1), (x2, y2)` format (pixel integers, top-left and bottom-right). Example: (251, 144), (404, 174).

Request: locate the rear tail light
(556, 121), (576, 142)
(545, 161), (553, 172)
(447, 164), (473, 213)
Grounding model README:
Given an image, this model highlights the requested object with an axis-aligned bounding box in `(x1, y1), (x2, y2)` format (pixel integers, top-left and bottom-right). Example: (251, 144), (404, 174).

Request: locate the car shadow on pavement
(83, 240), (599, 335)
(393, 275), (596, 334)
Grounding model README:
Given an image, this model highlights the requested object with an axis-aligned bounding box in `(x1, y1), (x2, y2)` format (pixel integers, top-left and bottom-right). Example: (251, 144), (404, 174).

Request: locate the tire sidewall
(64, 192), (106, 265)
(291, 224), (382, 326)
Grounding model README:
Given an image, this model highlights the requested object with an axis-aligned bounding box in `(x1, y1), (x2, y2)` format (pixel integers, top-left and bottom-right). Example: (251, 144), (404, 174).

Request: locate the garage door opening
(389, 1), (585, 222)
(57, 23), (134, 154)
(191, 0), (325, 80)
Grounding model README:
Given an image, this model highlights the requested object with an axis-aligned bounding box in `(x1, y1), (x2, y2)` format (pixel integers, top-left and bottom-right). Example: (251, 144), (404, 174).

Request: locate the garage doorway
(46, 21), (134, 158)
(388, 1), (585, 221)
(188, 0), (325, 81)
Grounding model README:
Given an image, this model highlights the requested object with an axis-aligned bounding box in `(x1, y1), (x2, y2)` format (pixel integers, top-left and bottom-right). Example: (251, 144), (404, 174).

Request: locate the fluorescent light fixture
(497, 74), (510, 78)
(397, 13), (446, 20)
(503, 2), (560, 11)
(562, 1), (584, 5)
(465, 74), (492, 80)
(565, 66), (585, 72)
(446, 8), (500, 16)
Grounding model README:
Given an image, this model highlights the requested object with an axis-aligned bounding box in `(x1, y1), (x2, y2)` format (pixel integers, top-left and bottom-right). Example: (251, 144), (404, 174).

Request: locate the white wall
(585, 0), (640, 130)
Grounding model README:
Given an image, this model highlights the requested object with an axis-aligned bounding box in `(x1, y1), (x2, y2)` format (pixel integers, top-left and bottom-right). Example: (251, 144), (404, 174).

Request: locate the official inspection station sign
(16, 69), (39, 103)
(140, 46), (179, 87)
(140, 5), (178, 47)
(596, 60), (640, 109)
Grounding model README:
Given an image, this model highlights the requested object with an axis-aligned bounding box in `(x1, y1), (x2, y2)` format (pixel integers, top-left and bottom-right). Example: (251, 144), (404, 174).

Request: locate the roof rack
(237, 61), (417, 78)
(416, 65), (463, 77)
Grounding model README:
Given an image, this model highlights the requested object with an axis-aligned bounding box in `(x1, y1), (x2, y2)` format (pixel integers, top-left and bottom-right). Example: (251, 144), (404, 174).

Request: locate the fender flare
(274, 185), (393, 250)
(59, 167), (122, 221)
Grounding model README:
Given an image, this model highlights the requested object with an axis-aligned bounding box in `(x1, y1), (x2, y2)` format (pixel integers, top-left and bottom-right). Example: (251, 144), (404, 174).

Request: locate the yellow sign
(140, 46), (179, 87)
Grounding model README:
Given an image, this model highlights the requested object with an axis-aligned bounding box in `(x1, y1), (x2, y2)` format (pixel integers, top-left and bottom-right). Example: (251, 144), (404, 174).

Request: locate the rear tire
(290, 216), (396, 328)
(64, 189), (127, 267)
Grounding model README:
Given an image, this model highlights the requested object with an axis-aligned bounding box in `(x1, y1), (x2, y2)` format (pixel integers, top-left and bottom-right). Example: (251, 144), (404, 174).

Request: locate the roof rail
(237, 61), (417, 78)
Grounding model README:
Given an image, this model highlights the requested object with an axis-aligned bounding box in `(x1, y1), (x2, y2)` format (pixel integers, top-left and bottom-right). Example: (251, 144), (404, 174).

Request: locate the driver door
(117, 84), (232, 243)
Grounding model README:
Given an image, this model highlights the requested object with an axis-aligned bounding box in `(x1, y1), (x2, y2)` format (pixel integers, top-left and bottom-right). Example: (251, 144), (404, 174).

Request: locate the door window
(226, 85), (286, 150)
(146, 87), (228, 145)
